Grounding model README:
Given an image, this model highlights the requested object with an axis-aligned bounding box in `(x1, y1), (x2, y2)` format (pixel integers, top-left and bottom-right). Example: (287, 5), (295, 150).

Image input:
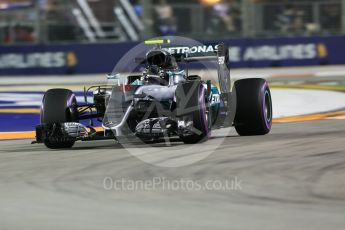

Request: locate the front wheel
(41, 89), (78, 149)
(234, 78), (272, 136)
(176, 81), (211, 144)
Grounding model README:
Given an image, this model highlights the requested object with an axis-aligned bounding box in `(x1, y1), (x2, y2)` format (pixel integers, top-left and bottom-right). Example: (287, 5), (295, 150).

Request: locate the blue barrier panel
(221, 36), (342, 68)
(1, 36), (345, 75)
(0, 42), (136, 75)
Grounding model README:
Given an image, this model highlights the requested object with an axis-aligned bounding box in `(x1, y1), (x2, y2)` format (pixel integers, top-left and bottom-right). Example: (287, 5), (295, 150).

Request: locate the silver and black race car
(34, 39), (272, 149)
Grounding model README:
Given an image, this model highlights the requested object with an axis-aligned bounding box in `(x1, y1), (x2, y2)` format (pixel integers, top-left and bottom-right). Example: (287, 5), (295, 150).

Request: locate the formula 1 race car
(34, 39), (272, 149)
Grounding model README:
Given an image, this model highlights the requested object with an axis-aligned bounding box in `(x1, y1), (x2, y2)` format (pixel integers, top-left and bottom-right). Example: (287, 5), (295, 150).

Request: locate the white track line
(272, 89), (345, 118)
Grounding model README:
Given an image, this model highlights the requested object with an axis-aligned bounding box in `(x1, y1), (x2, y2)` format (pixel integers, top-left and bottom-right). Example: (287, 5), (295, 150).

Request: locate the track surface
(1, 120), (345, 230)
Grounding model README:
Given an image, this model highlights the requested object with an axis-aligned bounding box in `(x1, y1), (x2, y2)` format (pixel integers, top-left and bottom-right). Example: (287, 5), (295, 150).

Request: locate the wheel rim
(199, 86), (210, 136)
(264, 90), (272, 123)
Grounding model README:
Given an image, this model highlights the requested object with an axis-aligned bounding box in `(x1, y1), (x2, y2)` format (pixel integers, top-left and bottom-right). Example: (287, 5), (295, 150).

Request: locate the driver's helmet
(146, 49), (177, 70)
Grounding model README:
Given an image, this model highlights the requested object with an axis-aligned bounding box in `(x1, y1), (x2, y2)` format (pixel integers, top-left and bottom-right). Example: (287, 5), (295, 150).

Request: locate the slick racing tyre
(176, 81), (211, 144)
(41, 89), (79, 149)
(234, 78), (272, 136)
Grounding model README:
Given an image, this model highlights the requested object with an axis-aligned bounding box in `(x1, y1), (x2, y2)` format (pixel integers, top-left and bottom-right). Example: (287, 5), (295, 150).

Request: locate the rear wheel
(176, 81), (211, 144)
(234, 78), (272, 136)
(41, 89), (78, 149)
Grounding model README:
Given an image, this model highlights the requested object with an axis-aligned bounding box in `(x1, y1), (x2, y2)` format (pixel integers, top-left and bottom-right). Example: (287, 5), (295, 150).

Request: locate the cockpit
(144, 49), (185, 86)
(146, 49), (178, 70)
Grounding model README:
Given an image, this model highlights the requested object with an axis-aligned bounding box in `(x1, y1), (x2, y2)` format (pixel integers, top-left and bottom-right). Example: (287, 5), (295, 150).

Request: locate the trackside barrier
(0, 36), (344, 75)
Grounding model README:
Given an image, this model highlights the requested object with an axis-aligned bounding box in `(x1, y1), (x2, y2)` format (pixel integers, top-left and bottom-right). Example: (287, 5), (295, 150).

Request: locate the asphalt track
(1, 120), (345, 230)
(1, 66), (345, 229)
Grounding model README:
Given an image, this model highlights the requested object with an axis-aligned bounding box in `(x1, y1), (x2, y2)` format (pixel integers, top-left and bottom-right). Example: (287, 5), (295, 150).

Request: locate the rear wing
(216, 43), (231, 94)
(164, 43), (227, 62)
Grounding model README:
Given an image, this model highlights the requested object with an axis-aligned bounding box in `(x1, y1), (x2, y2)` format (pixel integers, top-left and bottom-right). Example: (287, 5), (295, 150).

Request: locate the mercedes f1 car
(34, 39), (272, 149)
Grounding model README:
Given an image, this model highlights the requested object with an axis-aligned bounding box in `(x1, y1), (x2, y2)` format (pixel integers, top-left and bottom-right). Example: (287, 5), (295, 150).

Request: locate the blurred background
(0, 0), (343, 44)
(1, 0), (345, 74)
